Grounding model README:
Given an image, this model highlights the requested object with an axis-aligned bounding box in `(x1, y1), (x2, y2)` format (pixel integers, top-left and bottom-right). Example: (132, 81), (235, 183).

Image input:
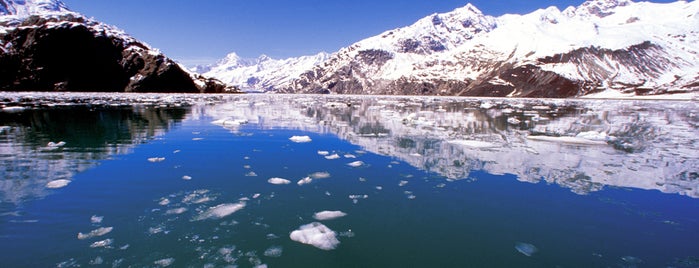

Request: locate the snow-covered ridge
(0, 0), (69, 16)
(206, 0), (699, 98)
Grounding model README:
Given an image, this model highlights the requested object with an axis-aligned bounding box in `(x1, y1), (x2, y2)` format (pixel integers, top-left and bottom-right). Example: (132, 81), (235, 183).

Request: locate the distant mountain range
(0, 0), (233, 93)
(202, 0), (699, 98)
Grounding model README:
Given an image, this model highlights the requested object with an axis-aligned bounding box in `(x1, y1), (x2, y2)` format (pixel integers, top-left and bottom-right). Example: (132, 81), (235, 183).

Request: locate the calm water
(1, 93), (698, 267)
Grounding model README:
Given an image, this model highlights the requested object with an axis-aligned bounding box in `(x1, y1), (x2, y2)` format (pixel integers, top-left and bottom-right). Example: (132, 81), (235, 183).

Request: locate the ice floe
(263, 246), (283, 257)
(289, 222), (340, 250)
(89, 238), (114, 248)
(46, 179), (71, 189)
(77, 227), (113, 240)
(148, 157), (166, 163)
(515, 242), (538, 257)
(165, 207), (188, 215)
(317, 151), (330, 156)
(313, 211), (347, 221)
(297, 177), (313, 185)
(268, 177), (291, 185)
(252, 193), (261, 199)
(347, 161), (365, 167)
(193, 203), (246, 221)
(90, 215), (103, 224)
(182, 175), (192, 180)
(289, 135), (312, 143)
(309, 172), (331, 179)
(154, 258), (175, 267)
(47, 141), (67, 148)
(399, 180), (409, 187)
(324, 154), (341, 160)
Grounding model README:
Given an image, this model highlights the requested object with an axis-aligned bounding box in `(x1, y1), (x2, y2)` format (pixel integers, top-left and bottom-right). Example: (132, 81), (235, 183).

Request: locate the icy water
(1, 93), (698, 267)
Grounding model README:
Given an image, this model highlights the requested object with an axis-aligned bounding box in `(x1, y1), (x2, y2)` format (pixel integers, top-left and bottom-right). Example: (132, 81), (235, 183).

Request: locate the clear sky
(61, 0), (677, 66)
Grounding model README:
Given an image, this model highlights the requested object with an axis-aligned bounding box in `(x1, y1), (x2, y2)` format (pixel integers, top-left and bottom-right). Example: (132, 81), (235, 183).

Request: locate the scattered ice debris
(407, 195), (417, 200)
(194, 203), (246, 221)
(154, 258), (175, 267)
(313, 211), (347, 221)
(349, 194), (369, 204)
(289, 135), (312, 143)
(325, 154), (341, 160)
(399, 180), (409, 187)
(289, 222), (340, 250)
(347, 161), (365, 168)
(309, 172), (331, 179)
(165, 207), (188, 215)
(46, 179), (71, 189)
(90, 215), (103, 224)
(148, 225), (167, 235)
(297, 177), (313, 186)
(148, 157), (166, 163)
(436, 183), (446, 188)
(89, 238), (114, 248)
(263, 246), (283, 258)
(317, 151), (330, 156)
(339, 229), (355, 238)
(77, 227), (113, 240)
(268, 177), (291, 185)
(621, 256), (643, 264)
(245, 171), (258, 177)
(515, 242), (538, 257)
(252, 193), (261, 199)
(243, 165), (252, 169)
(266, 233), (280, 240)
(182, 175), (192, 180)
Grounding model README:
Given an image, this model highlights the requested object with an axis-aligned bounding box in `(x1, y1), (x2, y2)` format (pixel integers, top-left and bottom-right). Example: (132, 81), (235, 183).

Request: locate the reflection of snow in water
(46, 179), (71, 189)
(290, 222), (340, 250)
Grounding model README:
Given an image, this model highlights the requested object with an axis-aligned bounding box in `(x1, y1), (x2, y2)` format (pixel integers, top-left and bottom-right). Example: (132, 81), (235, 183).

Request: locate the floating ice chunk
(317, 151), (330, 156)
(2, 106), (25, 112)
(297, 177), (313, 185)
(158, 198), (170, 206)
(245, 171), (258, 177)
(263, 246), (283, 257)
(527, 135), (607, 145)
(289, 222), (340, 250)
(212, 118), (248, 127)
(621, 256), (643, 264)
(325, 154), (340, 160)
(182, 175), (192, 180)
(47, 141), (66, 148)
(309, 172), (331, 179)
(89, 238), (114, 248)
(448, 140), (498, 148)
(46, 179), (71, 189)
(399, 181), (409, 187)
(347, 161), (364, 167)
(90, 215), (103, 224)
(339, 229), (355, 238)
(344, 154), (356, 158)
(515, 242), (538, 257)
(313, 211), (347, 221)
(173, 150), (181, 154)
(194, 203), (246, 221)
(166, 207), (188, 215)
(507, 117), (521, 125)
(268, 177), (291, 185)
(154, 258), (175, 267)
(252, 193), (261, 199)
(148, 157), (166, 163)
(78, 227), (113, 240)
(192, 138), (204, 141)
(376, 186), (383, 190)
(289, 136), (312, 143)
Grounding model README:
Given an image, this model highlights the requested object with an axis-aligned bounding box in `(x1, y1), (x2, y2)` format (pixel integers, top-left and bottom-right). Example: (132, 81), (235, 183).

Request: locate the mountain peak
(0, 0), (70, 16)
(572, 0), (633, 17)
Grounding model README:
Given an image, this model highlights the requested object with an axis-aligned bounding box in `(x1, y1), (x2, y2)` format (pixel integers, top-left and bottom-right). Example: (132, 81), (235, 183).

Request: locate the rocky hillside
(0, 0), (234, 93)
(205, 0), (699, 98)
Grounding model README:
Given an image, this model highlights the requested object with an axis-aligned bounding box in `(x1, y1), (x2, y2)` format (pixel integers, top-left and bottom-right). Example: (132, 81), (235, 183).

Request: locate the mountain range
(0, 0), (233, 93)
(202, 0), (699, 98)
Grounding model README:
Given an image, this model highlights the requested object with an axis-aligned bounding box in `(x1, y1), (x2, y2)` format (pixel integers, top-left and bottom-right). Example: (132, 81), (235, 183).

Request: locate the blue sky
(62, 0), (676, 66)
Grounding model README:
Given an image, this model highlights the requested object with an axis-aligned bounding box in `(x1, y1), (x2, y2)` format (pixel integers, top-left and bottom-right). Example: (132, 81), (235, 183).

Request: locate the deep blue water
(1, 93), (698, 267)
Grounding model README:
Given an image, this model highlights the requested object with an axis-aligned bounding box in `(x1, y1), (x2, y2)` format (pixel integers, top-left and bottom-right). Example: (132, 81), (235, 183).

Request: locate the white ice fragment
(317, 151), (330, 156)
(268, 177), (291, 185)
(148, 157), (166, 163)
(515, 242), (538, 257)
(89, 238), (114, 248)
(90, 215), (103, 224)
(182, 175), (192, 180)
(325, 154), (340, 160)
(245, 171), (258, 177)
(46, 179), (71, 189)
(77, 227), (113, 240)
(297, 177), (313, 185)
(192, 138), (204, 141)
(166, 207), (188, 215)
(376, 186), (383, 190)
(158, 198), (170, 206)
(2, 106), (25, 112)
(313, 211), (347, 221)
(309, 172), (331, 179)
(507, 117), (521, 125)
(263, 246), (283, 258)
(154, 258), (175, 267)
(347, 161), (364, 167)
(399, 181), (409, 187)
(289, 222), (340, 250)
(344, 154), (356, 158)
(252, 193), (261, 199)
(289, 136), (312, 143)
(47, 141), (66, 148)
(576, 131), (615, 142)
(194, 203), (246, 221)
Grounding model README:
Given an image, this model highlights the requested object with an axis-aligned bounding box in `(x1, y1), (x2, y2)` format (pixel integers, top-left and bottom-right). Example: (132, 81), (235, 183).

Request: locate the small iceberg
(289, 136), (312, 143)
(325, 154), (341, 160)
(89, 238), (114, 248)
(268, 177), (291, 185)
(193, 203), (246, 221)
(289, 222), (340, 250)
(515, 242), (538, 257)
(297, 177), (313, 185)
(90, 215), (103, 224)
(313, 211), (347, 221)
(317, 151), (330, 156)
(77, 227), (113, 240)
(154, 257), (175, 267)
(182, 175), (192, 180)
(347, 161), (364, 168)
(309, 172), (331, 179)
(46, 179), (71, 189)
(148, 157), (166, 163)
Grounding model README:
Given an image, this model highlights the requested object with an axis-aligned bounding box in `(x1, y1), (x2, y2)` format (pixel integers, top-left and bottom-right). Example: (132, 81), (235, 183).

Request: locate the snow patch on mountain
(0, 0), (69, 16)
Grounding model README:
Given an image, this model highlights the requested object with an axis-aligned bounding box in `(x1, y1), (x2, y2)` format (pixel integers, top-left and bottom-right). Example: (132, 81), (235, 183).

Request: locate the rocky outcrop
(0, 14), (235, 93)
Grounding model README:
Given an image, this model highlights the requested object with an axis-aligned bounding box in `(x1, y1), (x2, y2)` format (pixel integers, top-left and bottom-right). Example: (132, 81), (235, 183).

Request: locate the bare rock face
(0, 14), (233, 93)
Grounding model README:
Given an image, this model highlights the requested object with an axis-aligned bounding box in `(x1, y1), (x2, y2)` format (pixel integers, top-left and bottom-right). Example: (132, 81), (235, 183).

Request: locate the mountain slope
(0, 0), (233, 93)
(206, 0), (699, 98)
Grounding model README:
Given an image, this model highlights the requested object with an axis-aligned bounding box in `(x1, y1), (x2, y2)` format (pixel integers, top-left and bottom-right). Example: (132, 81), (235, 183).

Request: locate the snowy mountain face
(0, 0), (232, 93)
(207, 0), (699, 98)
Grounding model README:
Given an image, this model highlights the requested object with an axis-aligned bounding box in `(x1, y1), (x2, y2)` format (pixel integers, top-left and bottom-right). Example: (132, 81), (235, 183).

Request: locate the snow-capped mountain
(203, 52), (329, 92)
(0, 0), (232, 93)
(207, 0), (699, 98)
